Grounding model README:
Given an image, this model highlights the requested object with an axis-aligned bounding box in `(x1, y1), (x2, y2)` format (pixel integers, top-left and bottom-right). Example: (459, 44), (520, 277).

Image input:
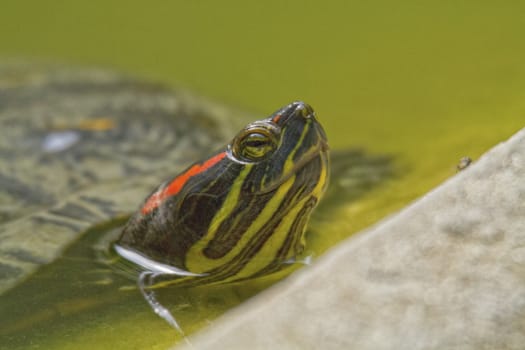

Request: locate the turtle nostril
(272, 101), (316, 124)
(291, 101), (315, 119)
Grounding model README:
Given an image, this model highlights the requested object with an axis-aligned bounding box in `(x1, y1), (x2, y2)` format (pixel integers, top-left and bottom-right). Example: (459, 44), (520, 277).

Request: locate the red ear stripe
(140, 152), (227, 214)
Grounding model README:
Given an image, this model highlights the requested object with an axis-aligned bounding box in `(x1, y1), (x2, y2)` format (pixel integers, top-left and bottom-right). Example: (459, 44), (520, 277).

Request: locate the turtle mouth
(259, 139), (329, 194)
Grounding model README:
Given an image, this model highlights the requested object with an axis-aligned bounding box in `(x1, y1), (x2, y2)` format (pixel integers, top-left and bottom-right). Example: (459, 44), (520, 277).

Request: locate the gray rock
(177, 128), (525, 350)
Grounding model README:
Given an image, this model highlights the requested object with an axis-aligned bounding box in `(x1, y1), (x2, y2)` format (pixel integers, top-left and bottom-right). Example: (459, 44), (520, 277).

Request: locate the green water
(1, 0), (524, 349)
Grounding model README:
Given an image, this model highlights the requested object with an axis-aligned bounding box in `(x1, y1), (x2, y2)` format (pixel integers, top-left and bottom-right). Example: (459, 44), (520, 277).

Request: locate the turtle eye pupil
(233, 129), (278, 162)
(245, 133), (267, 148)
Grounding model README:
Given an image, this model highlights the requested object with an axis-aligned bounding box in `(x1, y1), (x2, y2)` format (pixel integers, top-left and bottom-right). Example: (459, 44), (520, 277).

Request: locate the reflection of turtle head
(117, 101), (329, 284)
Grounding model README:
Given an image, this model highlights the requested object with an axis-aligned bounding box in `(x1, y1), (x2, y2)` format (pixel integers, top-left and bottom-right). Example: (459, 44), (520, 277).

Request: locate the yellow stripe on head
(184, 164), (253, 271)
(185, 171), (295, 273)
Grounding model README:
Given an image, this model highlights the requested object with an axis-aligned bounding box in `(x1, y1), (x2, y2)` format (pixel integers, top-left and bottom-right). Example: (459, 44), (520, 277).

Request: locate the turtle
(110, 101), (330, 331)
(0, 63), (393, 339)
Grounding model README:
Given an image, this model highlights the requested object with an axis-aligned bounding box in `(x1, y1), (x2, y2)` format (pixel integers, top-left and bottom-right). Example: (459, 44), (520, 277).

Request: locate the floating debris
(42, 131), (81, 153)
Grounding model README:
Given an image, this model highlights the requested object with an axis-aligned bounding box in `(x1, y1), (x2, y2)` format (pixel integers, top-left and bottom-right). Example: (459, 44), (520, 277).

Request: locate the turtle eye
(232, 127), (278, 162)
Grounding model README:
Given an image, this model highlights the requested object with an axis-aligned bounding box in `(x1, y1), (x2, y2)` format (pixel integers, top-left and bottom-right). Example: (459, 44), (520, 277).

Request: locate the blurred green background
(1, 1), (524, 348)
(2, 2), (523, 148)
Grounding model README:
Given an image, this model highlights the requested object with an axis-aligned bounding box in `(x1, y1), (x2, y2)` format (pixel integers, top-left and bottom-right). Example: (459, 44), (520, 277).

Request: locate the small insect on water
(456, 156), (473, 171)
(113, 101), (330, 333)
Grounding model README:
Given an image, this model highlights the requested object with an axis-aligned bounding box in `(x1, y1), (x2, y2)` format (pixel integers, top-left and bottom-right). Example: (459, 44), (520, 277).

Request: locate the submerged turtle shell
(0, 63), (245, 294)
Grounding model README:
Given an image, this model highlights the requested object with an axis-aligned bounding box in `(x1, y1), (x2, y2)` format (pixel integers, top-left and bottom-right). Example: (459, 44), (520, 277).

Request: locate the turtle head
(229, 101), (329, 194)
(117, 101), (329, 280)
